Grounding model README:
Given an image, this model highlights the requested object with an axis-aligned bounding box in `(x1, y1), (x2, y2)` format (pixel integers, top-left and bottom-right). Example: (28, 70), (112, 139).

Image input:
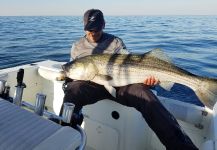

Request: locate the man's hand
(144, 76), (159, 86)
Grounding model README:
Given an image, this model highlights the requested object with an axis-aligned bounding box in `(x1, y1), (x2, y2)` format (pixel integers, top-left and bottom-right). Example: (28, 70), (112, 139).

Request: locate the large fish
(61, 49), (217, 109)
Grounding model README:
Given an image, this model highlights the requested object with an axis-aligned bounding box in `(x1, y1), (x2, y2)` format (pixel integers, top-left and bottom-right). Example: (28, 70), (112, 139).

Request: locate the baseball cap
(83, 9), (105, 31)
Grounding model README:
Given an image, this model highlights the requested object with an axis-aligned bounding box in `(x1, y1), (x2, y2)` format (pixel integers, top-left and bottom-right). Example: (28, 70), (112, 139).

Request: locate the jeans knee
(66, 81), (86, 94)
(118, 84), (156, 102)
(64, 81), (86, 103)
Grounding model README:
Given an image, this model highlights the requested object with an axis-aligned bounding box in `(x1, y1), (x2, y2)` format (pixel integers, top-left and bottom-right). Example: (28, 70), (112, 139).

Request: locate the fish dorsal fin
(146, 48), (172, 63)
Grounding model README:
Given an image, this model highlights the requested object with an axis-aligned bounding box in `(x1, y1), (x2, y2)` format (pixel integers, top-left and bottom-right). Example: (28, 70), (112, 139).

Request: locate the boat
(0, 60), (216, 150)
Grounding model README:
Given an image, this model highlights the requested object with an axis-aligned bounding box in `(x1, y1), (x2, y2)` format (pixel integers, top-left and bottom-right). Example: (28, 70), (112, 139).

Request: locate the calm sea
(0, 16), (217, 106)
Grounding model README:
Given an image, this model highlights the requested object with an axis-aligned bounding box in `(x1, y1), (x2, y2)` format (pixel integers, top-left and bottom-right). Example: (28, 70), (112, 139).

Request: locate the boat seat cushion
(37, 60), (64, 81)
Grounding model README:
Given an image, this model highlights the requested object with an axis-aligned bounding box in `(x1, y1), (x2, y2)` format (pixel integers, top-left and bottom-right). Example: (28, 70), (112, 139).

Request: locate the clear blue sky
(0, 0), (217, 16)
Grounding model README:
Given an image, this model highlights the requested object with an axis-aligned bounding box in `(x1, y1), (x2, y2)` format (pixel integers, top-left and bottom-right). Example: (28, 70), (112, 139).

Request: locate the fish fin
(195, 90), (216, 109)
(97, 74), (113, 81)
(195, 78), (217, 109)
(91, 74), (113, 84)
(146, 48), (172, 63)
(91, 74), (116, 97)
(159, 81), (174, 91)
(104, 85), (116, 98)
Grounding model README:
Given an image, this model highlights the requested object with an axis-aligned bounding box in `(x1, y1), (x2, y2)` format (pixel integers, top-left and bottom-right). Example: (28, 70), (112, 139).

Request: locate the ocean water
(0, 16), (217, 106)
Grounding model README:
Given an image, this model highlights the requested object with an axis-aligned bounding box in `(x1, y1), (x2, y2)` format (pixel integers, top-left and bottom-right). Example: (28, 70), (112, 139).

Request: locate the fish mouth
(62, 62), (72, 72)
(60, 64), (68, 79)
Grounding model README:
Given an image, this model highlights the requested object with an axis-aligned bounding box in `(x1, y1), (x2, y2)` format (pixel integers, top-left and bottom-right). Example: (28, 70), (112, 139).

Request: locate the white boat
(0, 60), (216, 150)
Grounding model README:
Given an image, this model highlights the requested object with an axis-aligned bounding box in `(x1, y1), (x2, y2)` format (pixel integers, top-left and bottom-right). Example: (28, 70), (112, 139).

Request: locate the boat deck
(0, 60), (216, 150)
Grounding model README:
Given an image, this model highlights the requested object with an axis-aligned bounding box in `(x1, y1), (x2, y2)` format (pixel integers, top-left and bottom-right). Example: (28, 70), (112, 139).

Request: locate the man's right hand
(143, 76), (159, 86)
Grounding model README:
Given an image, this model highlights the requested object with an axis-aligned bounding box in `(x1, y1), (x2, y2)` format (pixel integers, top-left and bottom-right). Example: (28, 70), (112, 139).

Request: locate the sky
(0, 0), (217, 16)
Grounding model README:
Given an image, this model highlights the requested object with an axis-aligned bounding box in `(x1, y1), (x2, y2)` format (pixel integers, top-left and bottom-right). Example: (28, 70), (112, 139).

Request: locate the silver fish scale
(90, 54), (194, 78)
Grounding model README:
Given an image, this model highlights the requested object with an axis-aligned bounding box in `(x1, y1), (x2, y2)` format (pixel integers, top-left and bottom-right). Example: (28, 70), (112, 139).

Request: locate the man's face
(85, 30), (103, 43)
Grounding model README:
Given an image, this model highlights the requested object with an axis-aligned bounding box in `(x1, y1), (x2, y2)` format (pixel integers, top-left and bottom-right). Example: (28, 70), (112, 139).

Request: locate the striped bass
(61, 49), (217, 109)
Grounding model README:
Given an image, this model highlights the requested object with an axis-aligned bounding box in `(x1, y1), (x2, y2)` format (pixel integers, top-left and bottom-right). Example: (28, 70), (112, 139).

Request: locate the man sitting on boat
(60, 9), (198, 150)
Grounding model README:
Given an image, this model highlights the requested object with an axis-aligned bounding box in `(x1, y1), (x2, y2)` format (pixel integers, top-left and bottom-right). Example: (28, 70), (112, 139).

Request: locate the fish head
(62, 58), (98, 81)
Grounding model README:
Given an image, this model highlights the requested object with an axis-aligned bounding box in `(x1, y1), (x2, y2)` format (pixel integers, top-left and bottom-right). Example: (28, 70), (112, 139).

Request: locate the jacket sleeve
(114, 37), (130, 54)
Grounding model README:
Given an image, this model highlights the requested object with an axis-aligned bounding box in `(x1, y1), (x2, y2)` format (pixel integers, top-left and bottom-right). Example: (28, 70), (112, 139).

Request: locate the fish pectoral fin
(97, 74), (113, 81)
(104, 85), (116, 98)
(159, 81), (174, 91)
(91, 74), (115, 97)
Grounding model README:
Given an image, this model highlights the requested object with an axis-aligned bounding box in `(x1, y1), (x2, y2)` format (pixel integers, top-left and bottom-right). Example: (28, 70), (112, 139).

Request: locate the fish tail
(195, 78), (217, 109)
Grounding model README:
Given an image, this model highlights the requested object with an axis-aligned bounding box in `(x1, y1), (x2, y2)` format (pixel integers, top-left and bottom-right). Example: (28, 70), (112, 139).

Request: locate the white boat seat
(0, 98), (81, 150)
(37, 60), (65, 81)
(159, 96), (211, 126)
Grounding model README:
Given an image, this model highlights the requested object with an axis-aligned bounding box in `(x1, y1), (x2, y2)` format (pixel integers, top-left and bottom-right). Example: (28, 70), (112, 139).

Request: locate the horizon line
(0, 14), (217, 17)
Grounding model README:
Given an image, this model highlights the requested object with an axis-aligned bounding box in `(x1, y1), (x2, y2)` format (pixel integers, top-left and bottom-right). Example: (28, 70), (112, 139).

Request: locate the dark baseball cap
(83, 9), (105, 31)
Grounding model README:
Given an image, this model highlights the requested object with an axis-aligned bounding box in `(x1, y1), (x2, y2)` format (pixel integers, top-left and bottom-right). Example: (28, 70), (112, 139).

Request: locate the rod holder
(21, 100), (86, 150)
(34, 93), (46, 116)
(0, 80), (6, 95)
(13, 85), (26, 106)
(62, 102), (75, 124)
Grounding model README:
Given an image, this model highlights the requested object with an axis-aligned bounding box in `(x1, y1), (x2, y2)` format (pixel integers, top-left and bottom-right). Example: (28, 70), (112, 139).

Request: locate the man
(61, 9), (198, 150)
